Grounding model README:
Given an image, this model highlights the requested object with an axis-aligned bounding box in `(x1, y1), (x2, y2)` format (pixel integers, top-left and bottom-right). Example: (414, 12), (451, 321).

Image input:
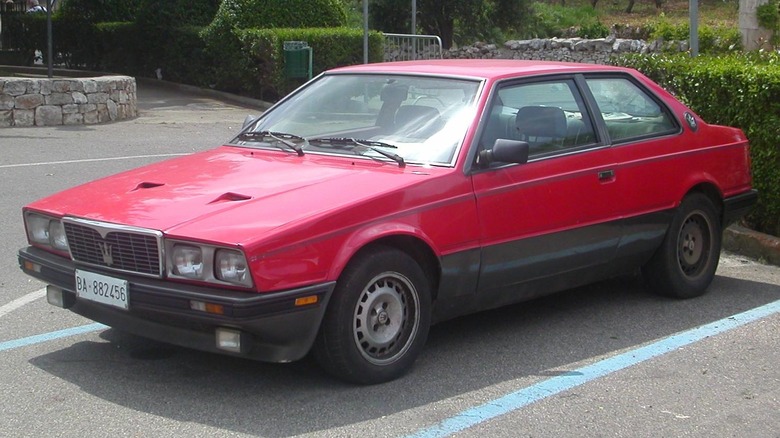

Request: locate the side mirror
(478, 139), (530, 168)
(242, 115), (257, 129)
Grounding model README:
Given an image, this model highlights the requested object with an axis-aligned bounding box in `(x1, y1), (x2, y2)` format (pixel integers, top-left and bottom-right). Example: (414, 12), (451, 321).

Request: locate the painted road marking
(0, 323), (107, 352)
(0, 153), (188, 169)
(407, 299), (780, 438)
(0, 289), (46, 319)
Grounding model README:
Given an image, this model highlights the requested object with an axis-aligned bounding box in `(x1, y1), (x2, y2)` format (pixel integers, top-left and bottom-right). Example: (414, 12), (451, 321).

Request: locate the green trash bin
(283, 41), (312, 79)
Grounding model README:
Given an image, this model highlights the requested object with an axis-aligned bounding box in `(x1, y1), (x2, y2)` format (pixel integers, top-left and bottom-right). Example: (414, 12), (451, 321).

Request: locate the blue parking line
(0, 323), (107, 352)
(407, 299), (780, 438)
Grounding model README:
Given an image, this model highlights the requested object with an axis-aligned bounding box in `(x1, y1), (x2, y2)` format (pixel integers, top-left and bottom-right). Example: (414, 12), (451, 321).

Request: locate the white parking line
(0, 153), (188, 169)
(0, 289), (46, 319)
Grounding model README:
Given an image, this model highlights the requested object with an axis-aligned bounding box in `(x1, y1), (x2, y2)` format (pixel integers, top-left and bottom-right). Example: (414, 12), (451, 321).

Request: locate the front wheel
(314, 246), (432, 384)
(642, 193), (721, 298)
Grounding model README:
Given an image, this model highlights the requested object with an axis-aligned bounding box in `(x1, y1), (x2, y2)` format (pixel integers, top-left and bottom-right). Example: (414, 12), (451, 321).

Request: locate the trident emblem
(98, 242), (114, 266)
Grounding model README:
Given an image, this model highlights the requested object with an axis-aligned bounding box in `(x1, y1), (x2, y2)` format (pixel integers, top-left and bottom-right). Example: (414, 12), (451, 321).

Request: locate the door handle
(598, 169), (615, 181)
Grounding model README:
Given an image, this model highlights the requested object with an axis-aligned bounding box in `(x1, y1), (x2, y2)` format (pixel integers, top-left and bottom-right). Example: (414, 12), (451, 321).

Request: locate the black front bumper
(18, 246), (335, 363)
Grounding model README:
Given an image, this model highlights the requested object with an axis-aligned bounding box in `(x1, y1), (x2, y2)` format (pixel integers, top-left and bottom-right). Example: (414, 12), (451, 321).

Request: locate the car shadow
(28, 272), (780, 437)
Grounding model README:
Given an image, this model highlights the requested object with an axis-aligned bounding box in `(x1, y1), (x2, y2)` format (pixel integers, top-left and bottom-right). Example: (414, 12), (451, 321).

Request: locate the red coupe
(19, 60), (757, 384)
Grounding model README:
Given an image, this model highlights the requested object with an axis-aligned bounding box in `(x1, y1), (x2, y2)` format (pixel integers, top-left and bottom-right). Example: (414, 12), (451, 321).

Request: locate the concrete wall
(0, 75), (137, 127)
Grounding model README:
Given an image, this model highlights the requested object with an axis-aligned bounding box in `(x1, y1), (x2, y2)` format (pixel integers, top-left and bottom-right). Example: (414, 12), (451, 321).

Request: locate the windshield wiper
(237, 131), (305, 156)
(308, 137), (405, 168)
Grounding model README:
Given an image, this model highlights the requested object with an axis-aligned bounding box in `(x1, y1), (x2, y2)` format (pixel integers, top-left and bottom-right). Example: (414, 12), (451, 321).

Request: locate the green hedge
(236, 27), (384, 100)
(57, 0), (141, 23)
(648, 21), (742, 54)
(200, 26), (383, 100)
(208, 0), (347, 30)
(615, 53), (780, 236)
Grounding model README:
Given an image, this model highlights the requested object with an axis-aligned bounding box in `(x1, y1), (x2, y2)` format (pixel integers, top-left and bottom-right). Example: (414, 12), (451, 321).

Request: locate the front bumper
(18, 246), (335, 363)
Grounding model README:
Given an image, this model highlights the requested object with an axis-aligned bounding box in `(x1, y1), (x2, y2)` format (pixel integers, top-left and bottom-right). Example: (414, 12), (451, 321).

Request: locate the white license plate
(75, 269), (129, 310)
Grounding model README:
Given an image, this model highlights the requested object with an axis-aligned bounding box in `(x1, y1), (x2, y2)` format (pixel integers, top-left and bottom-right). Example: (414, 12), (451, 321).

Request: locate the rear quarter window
(585, 77), (678, 143)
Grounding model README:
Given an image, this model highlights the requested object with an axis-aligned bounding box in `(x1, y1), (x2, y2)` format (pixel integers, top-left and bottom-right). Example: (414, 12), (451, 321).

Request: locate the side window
(479, 80), (597, 158)
(585, 77), (677, 143)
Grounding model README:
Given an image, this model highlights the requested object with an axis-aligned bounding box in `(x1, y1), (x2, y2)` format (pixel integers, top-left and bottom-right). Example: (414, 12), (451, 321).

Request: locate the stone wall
(441, 36), (688, 64)
(383, 36), (689, 64)
(0, 76), (137, 127)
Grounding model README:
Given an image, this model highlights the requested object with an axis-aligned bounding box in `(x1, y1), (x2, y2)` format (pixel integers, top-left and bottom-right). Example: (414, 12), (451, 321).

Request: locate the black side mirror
(478, 139), (530, 168)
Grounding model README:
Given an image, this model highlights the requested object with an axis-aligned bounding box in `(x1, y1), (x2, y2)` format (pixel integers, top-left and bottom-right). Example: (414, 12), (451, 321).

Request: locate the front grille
(63, 219), (163, 277)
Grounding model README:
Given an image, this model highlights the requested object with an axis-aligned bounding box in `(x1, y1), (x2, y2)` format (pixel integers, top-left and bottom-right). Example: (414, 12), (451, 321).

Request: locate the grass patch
(531, 0), (738, 33)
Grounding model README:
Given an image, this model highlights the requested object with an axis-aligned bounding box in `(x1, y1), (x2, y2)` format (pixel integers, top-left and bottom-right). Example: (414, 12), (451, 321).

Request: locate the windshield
(234, 74), (481, 166)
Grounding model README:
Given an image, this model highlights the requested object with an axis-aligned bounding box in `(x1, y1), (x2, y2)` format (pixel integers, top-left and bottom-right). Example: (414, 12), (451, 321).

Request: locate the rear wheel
(314, 246), (432, 384)
(642, 193), (721, 298)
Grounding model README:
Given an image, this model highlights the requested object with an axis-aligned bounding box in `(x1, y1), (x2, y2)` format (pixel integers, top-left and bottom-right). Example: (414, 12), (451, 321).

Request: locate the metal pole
(411, 0), (416, 60)
(363, 0), (368, 64)
(411, 0), (416, 35)
(46, 0), (52, 77)
(689, 0), (698, 57)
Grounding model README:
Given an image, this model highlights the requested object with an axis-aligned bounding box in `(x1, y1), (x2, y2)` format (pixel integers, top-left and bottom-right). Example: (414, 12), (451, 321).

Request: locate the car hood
(28, 147), (445, 246)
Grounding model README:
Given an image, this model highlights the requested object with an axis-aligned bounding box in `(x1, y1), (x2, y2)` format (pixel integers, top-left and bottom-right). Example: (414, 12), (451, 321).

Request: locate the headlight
(215, 249), (251, 286)
(166, 240), (253, 288)
(25, 212), (69, 252)
(49, 221), (69, 251)
(27, 214), (52, 245)
(171, 244), (204, 279)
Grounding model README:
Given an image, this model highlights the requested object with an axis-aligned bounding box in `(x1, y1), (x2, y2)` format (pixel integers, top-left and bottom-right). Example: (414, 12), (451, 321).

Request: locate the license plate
(75, 269), (129, 310)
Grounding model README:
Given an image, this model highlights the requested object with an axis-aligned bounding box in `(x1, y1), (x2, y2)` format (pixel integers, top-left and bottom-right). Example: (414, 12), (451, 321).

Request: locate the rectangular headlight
(25, 212), (69, 252)
(171, 244), (204, 279)
(49, 220), (69, 251)
(26, 213), (52, 245)
(165, 240), (253, 288)
(215, 249), (251, 287)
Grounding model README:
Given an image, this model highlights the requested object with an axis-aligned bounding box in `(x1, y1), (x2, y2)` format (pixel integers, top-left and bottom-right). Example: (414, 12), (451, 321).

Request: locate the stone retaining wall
(384, 36), (692, 63)
(441, 36), (689, 64)
(0, 76), (137, 127)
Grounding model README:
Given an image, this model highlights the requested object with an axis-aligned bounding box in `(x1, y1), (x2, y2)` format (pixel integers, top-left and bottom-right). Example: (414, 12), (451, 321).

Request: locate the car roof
(328, 59), (631, 80)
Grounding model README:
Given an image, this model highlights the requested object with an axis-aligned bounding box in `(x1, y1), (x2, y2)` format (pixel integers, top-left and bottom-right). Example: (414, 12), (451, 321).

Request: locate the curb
(134, 77), (274, 111)
(1, 64), (274, 111)
(723, 225), (780, 266)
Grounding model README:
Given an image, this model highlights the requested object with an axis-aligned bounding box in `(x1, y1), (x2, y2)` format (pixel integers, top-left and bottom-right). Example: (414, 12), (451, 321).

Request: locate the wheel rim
(677, 210), (713, 278)
(353, 272), (420, 366)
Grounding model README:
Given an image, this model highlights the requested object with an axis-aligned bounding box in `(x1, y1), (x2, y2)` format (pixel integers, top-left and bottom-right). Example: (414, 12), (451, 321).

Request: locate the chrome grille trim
(62, 217), (164, 278)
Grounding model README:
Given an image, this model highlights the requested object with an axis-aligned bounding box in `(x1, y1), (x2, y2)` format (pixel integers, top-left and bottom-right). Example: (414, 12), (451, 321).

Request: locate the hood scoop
(208, 192), (253, 204)
(132, 181), (165, 191)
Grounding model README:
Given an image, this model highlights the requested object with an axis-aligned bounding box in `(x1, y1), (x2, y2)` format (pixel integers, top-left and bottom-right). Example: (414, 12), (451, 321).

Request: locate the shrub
(207, 0), (347, 31)
(578, 21), (610, 39)
(237, 27), (384, 100)
(648, 16), (742, 53)
(93, 22), (142, 74)
(201, 0), (349, 94)
(134, 0), (220, 28)
(57, 0), (141, 23)
(525, 3), (602, 38)
(614, 53), (780, 236)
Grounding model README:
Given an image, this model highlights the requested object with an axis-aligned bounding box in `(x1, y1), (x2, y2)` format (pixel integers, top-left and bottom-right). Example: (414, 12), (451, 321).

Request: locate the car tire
(313, 246), (432, 384)
(642, 192), (721, 299)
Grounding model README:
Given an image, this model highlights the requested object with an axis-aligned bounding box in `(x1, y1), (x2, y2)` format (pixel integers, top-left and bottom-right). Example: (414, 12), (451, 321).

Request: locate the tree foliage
(57, 0), (141, 23)
(208, 0), (348, 31)
(368, 0), (530, 49)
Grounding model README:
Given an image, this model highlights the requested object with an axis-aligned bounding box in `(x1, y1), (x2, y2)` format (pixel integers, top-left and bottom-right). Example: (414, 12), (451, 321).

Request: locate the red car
(19, 60), (757, 384)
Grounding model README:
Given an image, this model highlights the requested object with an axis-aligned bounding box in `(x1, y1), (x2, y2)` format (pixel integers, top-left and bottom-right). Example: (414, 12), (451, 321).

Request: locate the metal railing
(384, 33), (443, 62)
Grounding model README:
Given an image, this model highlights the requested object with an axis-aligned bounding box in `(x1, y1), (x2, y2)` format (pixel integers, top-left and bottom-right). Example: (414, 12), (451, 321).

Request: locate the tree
(625, 0), (664, 14)
(369, 0), (530, 49)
